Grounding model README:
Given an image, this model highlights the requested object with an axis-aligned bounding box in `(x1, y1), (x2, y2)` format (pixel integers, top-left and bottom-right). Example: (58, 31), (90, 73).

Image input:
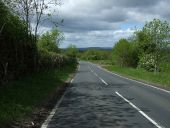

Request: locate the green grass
(0, 63), (76, 127)
(105, 65), (170, 87)
(89, 60), (170, 88)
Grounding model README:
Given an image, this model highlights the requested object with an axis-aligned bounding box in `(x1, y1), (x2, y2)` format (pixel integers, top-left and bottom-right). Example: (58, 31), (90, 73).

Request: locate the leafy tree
(65, 44), (78, 58)
(136, 19), (170, 72)
(113, 39), (130, 67)
(38, 29), (63, 53)
(80, 49), (111, 60)
(113, 39), (138, 67)
(0, 1), (76, 84)
(0, 1), (37, 83)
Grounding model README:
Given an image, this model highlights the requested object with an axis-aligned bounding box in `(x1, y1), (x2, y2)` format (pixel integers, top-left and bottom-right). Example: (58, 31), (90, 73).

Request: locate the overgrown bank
(0, 62), (77, 127)
(0, 1), (78, 127)
(0, 0), (71, 84)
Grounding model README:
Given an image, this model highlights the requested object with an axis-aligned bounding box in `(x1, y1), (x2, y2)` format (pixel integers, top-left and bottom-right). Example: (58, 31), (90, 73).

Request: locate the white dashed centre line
(99, 77), (108, 85)
(88, 65), (108, 85)
(115, 91), (164, 128)
(94, 72), (98, 77)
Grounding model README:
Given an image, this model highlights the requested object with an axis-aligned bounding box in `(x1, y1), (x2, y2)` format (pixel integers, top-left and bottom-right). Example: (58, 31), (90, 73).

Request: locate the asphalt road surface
(42, 61), (170, 128)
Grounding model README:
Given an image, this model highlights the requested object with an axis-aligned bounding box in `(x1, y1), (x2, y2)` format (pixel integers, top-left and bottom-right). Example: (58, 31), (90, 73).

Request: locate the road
(42, 61), (170, 128)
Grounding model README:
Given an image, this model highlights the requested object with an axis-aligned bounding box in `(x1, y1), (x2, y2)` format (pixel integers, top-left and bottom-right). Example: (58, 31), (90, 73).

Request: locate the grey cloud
(39, 0), (170, 48)
(114, 0), (160, 7)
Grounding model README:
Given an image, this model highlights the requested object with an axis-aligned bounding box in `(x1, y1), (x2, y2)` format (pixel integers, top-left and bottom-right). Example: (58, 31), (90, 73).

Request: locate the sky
(40, 0), (170, 48)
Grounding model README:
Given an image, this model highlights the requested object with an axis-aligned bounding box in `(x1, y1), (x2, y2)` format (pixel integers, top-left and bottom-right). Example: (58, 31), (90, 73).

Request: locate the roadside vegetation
(79, 19), (170, 88)
(0, 63), (76, 127)
(79, 49), (112, 60)
(0, 0), (77, 127)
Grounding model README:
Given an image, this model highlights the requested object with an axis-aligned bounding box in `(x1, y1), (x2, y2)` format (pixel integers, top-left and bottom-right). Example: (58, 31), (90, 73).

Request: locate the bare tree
(4, 0), (61, 40)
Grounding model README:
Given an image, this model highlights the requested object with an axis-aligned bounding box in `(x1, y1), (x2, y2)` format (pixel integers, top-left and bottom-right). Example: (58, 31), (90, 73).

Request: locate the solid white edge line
(71, 78), (74, 83)
(115, 91), (164, 128)
(41, 91), (67, 128)
(88, 66), (94, 73)
(94, 63), (170, 94)
(41, 78), (74, 128)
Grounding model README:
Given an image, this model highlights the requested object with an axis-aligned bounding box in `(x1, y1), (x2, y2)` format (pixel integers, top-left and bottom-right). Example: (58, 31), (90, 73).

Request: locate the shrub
(38, 49), (77, 71)
(138, 54), (157, 72)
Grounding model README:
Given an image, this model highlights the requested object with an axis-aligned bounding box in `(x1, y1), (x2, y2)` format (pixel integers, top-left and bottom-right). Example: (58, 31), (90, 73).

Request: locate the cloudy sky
(41, 0), (170, 48)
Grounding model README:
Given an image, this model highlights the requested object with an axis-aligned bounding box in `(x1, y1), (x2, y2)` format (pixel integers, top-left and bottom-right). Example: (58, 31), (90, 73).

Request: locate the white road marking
(71, 78), (74, 83)
(94, 64), (170, 94)
(88, 66), (94, 73)
(99, 77), (108, 85)
(115, 91), (164, 128)
(88, 64), (108, 85)
(41, 91), (66, 128)
(41, 78), (74, 128)
(94, 72), (98, 77)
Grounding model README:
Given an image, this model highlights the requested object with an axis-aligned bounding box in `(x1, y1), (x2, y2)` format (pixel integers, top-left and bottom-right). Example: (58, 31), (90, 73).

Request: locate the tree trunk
(0, 23), (5, 35)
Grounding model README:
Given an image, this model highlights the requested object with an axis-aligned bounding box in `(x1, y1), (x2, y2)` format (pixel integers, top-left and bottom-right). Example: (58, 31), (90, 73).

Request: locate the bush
(38, 49), (77, 71)
(138, 54), (156, 72)
(64, 44), (78, 58)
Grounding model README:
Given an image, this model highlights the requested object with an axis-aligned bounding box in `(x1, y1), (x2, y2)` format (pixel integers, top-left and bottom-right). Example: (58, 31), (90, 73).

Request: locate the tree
(113, 39), (138, 67)
(0, 0), (8, 36)
(3, 0), (61, 40)
(136, 19), (170, 72)
(0, 1), (38, 83)
(2, 0), (62, 72)
(38, 29), (63, 53)
(65, 44), (78, 58)
(113, 39), (130, 67)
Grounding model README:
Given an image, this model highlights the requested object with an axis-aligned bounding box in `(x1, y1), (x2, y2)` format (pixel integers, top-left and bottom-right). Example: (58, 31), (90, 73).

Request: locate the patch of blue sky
(120, 23), (143, 30)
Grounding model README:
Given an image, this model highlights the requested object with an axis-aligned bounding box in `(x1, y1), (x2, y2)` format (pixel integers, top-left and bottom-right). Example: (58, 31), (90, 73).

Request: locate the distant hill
(78, 47), (112, 51)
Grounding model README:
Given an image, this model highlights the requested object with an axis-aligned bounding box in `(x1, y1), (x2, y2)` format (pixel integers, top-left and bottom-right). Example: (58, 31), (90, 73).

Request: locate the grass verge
(0, 63), (77, 127)
(89, 60), (170, 88)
